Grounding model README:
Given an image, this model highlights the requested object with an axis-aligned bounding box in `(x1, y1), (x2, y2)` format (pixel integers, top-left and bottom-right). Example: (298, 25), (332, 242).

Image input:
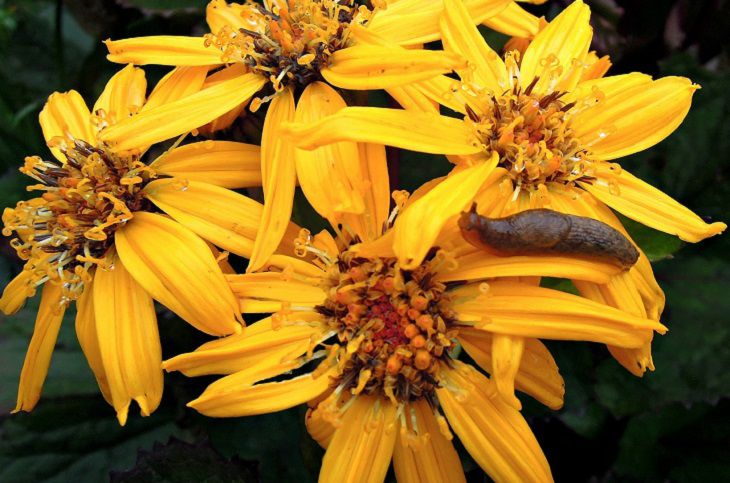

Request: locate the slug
(458, 204), (640, 270)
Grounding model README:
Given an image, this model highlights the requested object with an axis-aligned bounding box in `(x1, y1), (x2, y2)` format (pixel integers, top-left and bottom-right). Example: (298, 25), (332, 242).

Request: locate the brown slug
(458, 204), (640, 270)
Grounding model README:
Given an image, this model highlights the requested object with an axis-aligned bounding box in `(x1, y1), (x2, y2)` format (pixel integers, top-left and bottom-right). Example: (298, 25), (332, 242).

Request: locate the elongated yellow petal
(368, 0), (511, 46)
(152, 141), (261, 188)
(437, 362), (553, 482)
(520, 0), (592, 93)
(163, 313), (326, 376)
(144, 178), (262, 258)
(581, 164), (726, 242)
(386, 84), (440, 113)
(0, 271), (36, 315)
(283, 106), (480, 155)
(358, 142), (391, 242)
(574, 76), (698, 160)
(197, 65), (251, 134)
(489, 334), (525, 410)
(401, 75), (470, 114)
(74, 280), (112, 405)
(440, 0), (506, 93)
(100, 72), (266, 152)
(321, 45), (465, 90)
(14, 282), (65, 413)
(206, 0), (250, 32)
(249, 87), (297, 273)
(394, 156), (497, 269)
(39, 91), (94, 161)
(293, 82), (368, 234)
(458, 328), (564, 410)
(93, 251), (163, 425)
(142, 65), (210, 112)
(105, 36), (221, 65)
(482, 2), (540, 38)
(227, 272), (326, 306)
(189, 367), (333, 417)
(452, 281), (665, 348)
(392, 400), (466, 483)
(93, 64), (147, 128)
(320, 395), (398, 483)
(115, 211), (242, 336)
(306, 405), (336, 449)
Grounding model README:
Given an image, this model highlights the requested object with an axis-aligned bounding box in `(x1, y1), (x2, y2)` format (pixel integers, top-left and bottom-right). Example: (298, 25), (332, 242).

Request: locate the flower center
(316, 249), (457, 403)
(206, 0), (369, 92)
(2, 138), (155, 299)
(467, 77), (594, 189)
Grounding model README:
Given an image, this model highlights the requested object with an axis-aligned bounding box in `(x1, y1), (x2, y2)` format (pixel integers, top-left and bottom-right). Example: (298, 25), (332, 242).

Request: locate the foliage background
(0, 0), (728, 481)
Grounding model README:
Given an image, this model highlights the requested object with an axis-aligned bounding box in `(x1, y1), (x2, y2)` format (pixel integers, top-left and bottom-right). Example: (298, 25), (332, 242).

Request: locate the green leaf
(110, 438), (257, 483)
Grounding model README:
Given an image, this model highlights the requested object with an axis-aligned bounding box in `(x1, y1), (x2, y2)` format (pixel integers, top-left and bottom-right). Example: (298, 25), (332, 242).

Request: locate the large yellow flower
(281, 0), (726, 375)
(162, 160), (664, 482)
(0, 65), (272, 424)
(99, 0), (540, 272)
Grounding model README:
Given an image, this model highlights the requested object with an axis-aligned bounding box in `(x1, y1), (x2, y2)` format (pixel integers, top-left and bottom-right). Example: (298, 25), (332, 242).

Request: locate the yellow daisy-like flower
(99, 0), (539, 272)
(281, 0), (726, 374)
(0, 64), (273, 424)
(162, 161), (664, 482)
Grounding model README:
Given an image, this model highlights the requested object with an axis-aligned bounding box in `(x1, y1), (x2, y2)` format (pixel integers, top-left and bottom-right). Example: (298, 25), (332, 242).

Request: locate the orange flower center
(316, 249), (457, 403)
(467, 78), (594, 189)
(205, 0), (369, 92)
(2, 138), (155, 299)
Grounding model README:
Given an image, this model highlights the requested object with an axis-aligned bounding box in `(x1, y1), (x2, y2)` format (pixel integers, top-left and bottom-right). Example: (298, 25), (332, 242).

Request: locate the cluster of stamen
(316, 249), (458, 403)
(205, 0), (370, 96)
(2, 137), (155, 300)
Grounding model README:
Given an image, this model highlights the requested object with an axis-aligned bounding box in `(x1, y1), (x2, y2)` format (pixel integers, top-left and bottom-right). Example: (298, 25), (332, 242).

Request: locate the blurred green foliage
(0, 0), (728, 481)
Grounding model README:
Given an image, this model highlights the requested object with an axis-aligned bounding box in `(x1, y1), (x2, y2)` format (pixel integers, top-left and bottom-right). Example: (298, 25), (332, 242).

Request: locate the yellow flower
(0, 65), (272, 424)
(281, 0), (726, 375)
(163, 160), (664, 482)
(98, 0), (538, 272)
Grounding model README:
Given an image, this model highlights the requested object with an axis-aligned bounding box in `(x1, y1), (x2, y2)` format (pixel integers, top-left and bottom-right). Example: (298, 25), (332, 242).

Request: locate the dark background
(0, 0), (728, 481)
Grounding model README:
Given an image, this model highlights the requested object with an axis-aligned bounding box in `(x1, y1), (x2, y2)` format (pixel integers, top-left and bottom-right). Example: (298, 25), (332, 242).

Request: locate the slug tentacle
(458, 205), (640, 270)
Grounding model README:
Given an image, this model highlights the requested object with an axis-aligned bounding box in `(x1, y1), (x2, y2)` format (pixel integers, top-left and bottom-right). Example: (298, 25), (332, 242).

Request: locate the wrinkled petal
(74, 280), (112, 405)
(105, 36), (222, 66)
(0, 271), (36, 315)
(14, 282), (65, 413)
(39, 90), (94, 162)
(115, 211), (242, 336)
(320, 395), (398, 483)
(93, 251), (163, 425)
(282, 107), (480, 155)
(249, 87), (297, 272)
(93, 64), (147, 126)
(306, 405), (336, 449)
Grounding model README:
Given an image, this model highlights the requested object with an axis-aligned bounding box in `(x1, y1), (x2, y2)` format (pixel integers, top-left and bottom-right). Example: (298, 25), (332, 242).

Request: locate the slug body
(458, 207), (640, 270)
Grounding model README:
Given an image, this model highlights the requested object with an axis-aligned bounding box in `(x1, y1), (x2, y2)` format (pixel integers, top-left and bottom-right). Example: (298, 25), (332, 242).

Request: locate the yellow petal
(206, 0), (250, 32)
(163, 312), (326, 376)
(144, 178), (263, 258)
(580, 164), (726, 242)
(394, 156), (497, 269)
(152, 140), (261, 188)
(451, 281), (666, 348)
(115, 211), (242, 336)
(0, 271), (36, 315)
(489, 334), (525, 410)
(520, 0), (592, 93)
(142, 65), (210, 112)
(321, 44), (465, 90)
(227, 272), (326, 310)
(398, 75), (470, 114)
(14, 282), (65, 413)
(39, 90), (94, 162)
(189, 366), (334, 417)
(386, 84), (440, 113)
(196, 64), (251, 134)
(482, 2), (541, 38)
(320, 395), (398, 483)
(306, 405), (336, 449)
(368, 0), (511, 46)
(93, 251), (163, 426)
(93, 64), (147, 126)
(440, 0), (507, 93)
(392, 400), (466, 483)
(458, 328), (564, 410)
(74, 280), (113, 405)
(293, 82), (369, 235)
(281, 107), (480, 155)
(248, 86), (297, 273)
(99, 72), (266, 152)
(574, 76), (698, 160)
(358, 142), (391, 241)
(437, 361), (553, 482)
(105, 36), (222, 65)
